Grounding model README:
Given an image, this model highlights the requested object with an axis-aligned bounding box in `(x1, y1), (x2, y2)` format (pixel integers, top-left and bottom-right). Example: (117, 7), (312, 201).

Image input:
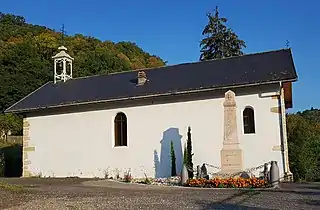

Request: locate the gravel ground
(0, 178), (319, 210)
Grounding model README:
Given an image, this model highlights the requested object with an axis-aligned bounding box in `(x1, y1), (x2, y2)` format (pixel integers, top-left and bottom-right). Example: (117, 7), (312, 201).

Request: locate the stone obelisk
(220, 90), (243, 174)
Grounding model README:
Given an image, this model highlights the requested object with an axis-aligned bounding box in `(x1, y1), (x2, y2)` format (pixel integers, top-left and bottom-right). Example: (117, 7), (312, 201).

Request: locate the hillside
(0, 13), (166, 113)
(297, 108), (320, 124)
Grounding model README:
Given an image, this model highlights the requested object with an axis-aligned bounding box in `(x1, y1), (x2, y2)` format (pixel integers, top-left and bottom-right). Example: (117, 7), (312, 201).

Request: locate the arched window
(243, 107), (255, 134)
(114, 112), (127, 146)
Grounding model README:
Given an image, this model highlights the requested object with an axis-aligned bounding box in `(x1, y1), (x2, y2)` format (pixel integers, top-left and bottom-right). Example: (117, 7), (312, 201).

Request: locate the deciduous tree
(0, 114), (22, 141)
(287, 109), (320, 181)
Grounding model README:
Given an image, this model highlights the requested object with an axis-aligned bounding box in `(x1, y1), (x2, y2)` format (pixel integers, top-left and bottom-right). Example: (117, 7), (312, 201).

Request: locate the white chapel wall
(25, 84), (285, 179)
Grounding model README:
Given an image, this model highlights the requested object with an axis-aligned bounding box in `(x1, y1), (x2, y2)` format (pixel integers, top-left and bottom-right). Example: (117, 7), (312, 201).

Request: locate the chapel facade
(5, 46), (298, 180)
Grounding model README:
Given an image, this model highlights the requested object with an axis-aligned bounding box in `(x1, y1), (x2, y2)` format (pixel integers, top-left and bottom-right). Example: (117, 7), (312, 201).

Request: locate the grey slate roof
(5, 49), (298, 114)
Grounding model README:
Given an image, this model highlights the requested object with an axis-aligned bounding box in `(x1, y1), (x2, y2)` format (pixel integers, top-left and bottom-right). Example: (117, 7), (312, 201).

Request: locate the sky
(1, 0), (319, 112)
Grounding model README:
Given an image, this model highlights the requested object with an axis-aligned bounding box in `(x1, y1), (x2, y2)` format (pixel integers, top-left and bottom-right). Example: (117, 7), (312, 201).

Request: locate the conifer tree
(200, 6), (246, 61)
(186, 126), (194, 178)
(183, 144), (187, 165)
(170, 141), (177, 176)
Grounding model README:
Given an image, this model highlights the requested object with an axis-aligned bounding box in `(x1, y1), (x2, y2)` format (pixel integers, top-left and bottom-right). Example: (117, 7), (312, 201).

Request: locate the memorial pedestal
(220, 148), (243, 174)
(219, 90), (244, 176)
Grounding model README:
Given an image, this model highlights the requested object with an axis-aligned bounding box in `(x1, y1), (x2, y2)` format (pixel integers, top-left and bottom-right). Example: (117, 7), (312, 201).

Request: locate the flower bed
(116, 175), (270, 189)
(186, 177), (270, 188)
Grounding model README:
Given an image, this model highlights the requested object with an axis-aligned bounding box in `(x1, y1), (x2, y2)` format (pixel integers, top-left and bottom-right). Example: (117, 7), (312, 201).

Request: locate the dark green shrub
(0, 152), (5, 177)
(0, 143), (22, 177)
(186, 126), (194, 178)
(170, 141), (177, 176)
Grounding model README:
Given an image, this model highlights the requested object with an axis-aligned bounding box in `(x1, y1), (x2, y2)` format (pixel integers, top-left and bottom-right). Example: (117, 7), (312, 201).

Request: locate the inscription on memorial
(221, 149), (243, 172)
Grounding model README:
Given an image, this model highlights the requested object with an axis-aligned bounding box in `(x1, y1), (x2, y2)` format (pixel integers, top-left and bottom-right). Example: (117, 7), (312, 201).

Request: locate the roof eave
(4, 78), (298, 114)
(3, 82), (51, 114)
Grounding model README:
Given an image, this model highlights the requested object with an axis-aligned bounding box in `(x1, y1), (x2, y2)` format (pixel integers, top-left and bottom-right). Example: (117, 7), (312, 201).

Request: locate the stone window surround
(114, 112), (128, 147)
(242, 106), (256, 135)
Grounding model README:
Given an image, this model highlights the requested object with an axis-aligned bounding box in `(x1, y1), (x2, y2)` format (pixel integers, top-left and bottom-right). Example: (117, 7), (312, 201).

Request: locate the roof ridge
(68, 48), (291, 81)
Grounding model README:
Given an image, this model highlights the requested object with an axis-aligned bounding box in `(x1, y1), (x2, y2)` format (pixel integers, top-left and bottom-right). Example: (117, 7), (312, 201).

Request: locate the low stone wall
(4, 136), (23, 144)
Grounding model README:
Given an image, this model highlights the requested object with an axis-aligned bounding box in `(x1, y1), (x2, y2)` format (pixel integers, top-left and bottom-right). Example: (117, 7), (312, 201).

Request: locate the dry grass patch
(0, 181), (24, 192)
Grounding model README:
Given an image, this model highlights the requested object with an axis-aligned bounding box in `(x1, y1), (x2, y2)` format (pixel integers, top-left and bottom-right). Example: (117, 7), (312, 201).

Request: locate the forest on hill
(0, 13), (166, 114)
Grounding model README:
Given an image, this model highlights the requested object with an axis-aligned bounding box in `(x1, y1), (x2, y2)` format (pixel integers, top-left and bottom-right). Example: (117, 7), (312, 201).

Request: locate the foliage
(0, 114), (23, 140)
(287, 108), (320, 182)
(186, 177), (269, 188)
(170, 140), (177, 176)
(199, 6), (246, 61)
(143, 173), (151, 184)
(103, 168), (109, 179)
(0, 152), (4, 176)
(185, 126), (194, 178)
(123, 169), (132, 182)
(183, 144), (187, 166)
(0, 12), (166, 113)
(0, 142), (22, 177)
(0, 181), (24, 192)
(297, 107), (320, 124)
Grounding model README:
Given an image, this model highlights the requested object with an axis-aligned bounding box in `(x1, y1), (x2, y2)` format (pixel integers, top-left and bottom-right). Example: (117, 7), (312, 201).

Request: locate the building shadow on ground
(194, 190), (269, 210)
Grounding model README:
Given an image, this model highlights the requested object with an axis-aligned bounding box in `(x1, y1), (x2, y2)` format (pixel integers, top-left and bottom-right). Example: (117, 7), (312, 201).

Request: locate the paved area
(0, 178), (319, 209)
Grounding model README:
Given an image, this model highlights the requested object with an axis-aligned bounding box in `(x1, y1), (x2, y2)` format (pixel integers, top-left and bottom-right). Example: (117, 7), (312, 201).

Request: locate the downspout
(279, 81), (293, 182)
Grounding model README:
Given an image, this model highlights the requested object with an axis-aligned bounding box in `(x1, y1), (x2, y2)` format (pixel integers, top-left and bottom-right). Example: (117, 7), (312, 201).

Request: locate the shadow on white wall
(154, 128), (183, 178)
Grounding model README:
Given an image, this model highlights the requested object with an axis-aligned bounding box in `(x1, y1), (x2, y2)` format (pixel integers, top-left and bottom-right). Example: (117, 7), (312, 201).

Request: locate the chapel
(5, 46), (298, 180)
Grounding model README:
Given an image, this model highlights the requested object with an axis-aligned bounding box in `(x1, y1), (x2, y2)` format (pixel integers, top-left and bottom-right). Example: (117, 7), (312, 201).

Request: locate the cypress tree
(170, 141), (177, 176)
(186, 126), (194, 178)
(183, 144), (187, 165)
